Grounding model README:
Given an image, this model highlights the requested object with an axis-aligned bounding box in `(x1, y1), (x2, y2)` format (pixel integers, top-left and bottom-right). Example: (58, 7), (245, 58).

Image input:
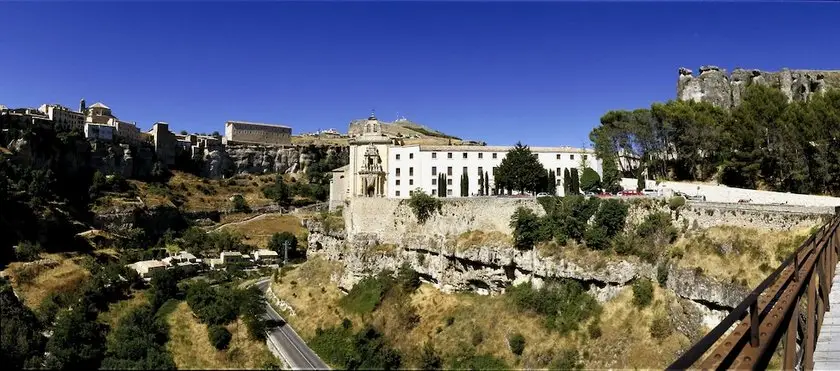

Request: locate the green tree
(262, 175), (291, 207)
(1, 281), (46, 369)
(484, 171), (490, 196)
(632, 279), (654, 308)
(408, 190), (442, 224)
(508, 333), (526, 356)
(45, 307), (107, 369)
(593, 199), (629, 237)
(231, 194), (251, 213)
(149, 269), (179, 310)
(636, 167), (646, 191)
(496, 142), (548, 195)
(208, 325), (232, 350)
(420, 342), (442, 370)
(267, 232), (299, 260)
(461, 172), (469, 196)
(478, 171), (485, 196)
(569, 168), (580, 194)
(546, 169), (557, 195)
(510, 207), (545, 250)
(579, 167), (601, 193)
(563, 168), (572, 195)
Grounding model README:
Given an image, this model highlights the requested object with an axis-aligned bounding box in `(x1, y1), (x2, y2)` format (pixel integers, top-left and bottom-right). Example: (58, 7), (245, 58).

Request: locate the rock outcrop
(677, 66), (840, 109)
(215, 144), (348, 178)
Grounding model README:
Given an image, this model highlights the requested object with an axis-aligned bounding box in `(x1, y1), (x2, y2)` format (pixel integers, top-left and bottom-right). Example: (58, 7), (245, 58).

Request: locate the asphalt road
(254, 279), (330, 370)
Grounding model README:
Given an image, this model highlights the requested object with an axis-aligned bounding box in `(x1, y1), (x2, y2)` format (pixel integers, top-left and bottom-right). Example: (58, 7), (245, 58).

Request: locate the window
(432, 152), (437, 159)
(432, 189), (437, 196)
(462, 152), (468, 159)
(556, 168), (561, 176)
(556, 154), (561, 160)
(396, 168), (401, 177)
(492, 153), (498, 159)
(447, 189), (453, 196)
(409, 153), (414, 159)
(396, 180), (400, 185)
(409, 179), (414, 185)
(478, 166), (483, 175)
(583, 155), (588, 160)
(396, 190), (401, 197)
(463, 167), (467, 174)
(447, 152), (453, 159)
(478, 153), (483, 159)
(396, 154), (400, 160)
(409, 167), (414, 176)
(432, 178), (437, 185)
(447, 179), (453, 185)
(447, 167), (452, 176)
(570, 154), (575, 160)
(432, 166), (437, 176)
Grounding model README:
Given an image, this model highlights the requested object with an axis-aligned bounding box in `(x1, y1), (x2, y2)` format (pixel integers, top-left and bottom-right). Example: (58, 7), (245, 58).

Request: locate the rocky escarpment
(305, 220), (747, 323)
(677, 66), (840, 109)
(201, 144), (349, 179)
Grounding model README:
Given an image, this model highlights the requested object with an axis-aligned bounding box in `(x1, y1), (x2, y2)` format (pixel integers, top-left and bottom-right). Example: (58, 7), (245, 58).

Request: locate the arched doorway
(366, 184), (376, 197)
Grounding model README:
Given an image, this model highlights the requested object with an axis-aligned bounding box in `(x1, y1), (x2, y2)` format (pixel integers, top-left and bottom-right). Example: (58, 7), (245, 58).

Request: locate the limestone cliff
(677, 66), (840, 109)
(201, 144), (349, 179)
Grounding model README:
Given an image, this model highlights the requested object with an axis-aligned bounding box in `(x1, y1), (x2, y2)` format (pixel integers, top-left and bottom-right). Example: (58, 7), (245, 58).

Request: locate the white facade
(388, 145), (600, 198)
(84, 122), (114, 141)
(38, 104), (85, 130)
(329, 113), (603, 205)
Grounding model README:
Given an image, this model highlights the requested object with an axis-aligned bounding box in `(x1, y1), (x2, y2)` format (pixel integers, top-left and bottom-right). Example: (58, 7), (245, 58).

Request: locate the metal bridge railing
(668, 212), (840, 370)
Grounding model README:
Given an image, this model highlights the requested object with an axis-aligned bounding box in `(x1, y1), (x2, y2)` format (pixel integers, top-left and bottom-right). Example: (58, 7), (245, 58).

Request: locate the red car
(596, 192), (613, 198)
(619, 190), (643, 197)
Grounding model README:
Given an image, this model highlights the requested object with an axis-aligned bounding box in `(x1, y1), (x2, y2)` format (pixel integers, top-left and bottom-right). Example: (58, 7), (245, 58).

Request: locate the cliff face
(677, 66), (840, 109)
(200, 144), (349, 179)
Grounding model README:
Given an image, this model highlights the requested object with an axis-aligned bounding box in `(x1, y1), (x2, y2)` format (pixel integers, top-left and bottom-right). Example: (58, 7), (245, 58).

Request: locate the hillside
(293, 118), (484, 147)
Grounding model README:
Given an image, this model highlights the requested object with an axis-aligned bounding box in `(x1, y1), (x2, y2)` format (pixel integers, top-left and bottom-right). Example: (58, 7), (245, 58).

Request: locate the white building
(126, 260), (167, 280)
(253, 249), (280, 265)
(84, 122), (114, 141)
(38, 103), (85, 130)
(329, 113), (602, 206)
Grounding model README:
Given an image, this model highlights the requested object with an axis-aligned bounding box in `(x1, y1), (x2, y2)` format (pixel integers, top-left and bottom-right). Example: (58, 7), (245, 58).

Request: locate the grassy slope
(216, 213), (308, 249)
(2, 253), (91, 310)
(165, 301), (276, 370)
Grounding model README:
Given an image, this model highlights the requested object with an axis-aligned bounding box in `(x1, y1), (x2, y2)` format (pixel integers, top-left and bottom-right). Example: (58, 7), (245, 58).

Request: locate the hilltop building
(329, 113), (602, 209)
(224, 120), (292, 146)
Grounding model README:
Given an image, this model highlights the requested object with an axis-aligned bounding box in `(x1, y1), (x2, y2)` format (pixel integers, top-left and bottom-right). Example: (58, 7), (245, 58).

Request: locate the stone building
(38, 103), (85, 130)
(329, 113), (602, 207)
(148, 122), (177, 165)
(224, 120), (292, 146)
(84, 123), (114, 141)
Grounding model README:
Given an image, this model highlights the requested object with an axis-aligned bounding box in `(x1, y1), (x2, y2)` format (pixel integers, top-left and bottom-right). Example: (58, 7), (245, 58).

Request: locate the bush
(587, 321), (602, 339)
(656, 260), (670, 287)
(444, 316), (455, 327)
(208, 325), (232, 350)
(14, 241), (43, 262)
(584, 226), (610, 250)
(637, 212), (678, 248)
(420, 342), (442, 370)
(231, 194), (251, 213)
(508, 333), (526, 356)
(508, 279), (600, 334)
(309, 325), (401, 370)
(510, 207), (547, 250)
(668, 196), (686, 210)
(471, 329), (484, 346)
(267, 232), (299, 260)
(407, 191), (441, 224)
(650, 313), (673, 340)
(340, 273), (392, 314)
(580, 167), (602, 193)
(550, 348), (583, 370)
(632, 279), (654, 308)
(593, 199), (629, 237)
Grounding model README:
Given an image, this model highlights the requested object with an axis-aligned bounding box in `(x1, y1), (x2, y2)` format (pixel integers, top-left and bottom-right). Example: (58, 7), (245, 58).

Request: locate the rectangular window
(492, 153), (498, 159)
(556, 154), (561, 160)
(478, 153), (483, 159)
(396, 179), (401, 186)
(396, 190), (401, 197)
(409, 153), (414, 159)
(409, 179), (414, 185)
(478, 166), (483, 175)
(396, 154), (400, 160)
(432, 152), (437, 159)
(583, 154), (588, 160)
(447, 179), (453, 186)
(570, 154), (575, 160)
(409, 167), (414, 176)
(556, 168), (561, 176)
(432, 166), (437, 176)
(447, 152), (453, 159)
(462, 152), (468, 159)
(463, 167), (467, 174)
(447, 189), (452, 196)
(447, 167), (452, 176)
(396, 168), (401, 176)
(432, 178), (437, 185)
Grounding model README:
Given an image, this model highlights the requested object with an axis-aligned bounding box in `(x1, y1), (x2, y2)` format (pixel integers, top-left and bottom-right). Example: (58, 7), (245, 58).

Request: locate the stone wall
(677, 66), (840, 109)
(343, 197), (544, 243)
(200, 144), (349, 179)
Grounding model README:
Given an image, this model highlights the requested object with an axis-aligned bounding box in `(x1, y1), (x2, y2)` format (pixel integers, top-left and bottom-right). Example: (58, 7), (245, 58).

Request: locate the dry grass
(673, 226), (812, 287)
(116, 171), (276, 212)
(455, 230), (512, 250)
(98, 290), (148, 328)
(217, 213), (307, 248)
(3, 253), (90, 309)
(165, 301), (276, 370)
(270, 258), (350, 338)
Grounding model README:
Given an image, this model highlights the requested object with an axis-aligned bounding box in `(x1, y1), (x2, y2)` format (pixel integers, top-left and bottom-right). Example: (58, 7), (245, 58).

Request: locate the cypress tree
(478, 171), (484, 196)
(484, 171), (489, 196)
(563, 168), (572, 195)
(547, 170), (556, 195)
(570, 168), (580, 195)
(463, 172), (469, 196)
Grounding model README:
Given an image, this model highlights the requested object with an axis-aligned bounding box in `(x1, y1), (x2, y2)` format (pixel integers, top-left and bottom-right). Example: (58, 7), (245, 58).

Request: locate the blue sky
(1, 1), (838, 147)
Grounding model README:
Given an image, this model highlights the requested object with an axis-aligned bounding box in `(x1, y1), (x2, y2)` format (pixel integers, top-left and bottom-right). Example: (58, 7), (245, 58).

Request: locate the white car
(642, 189), (659, 196)
(536, 192), (550, 197)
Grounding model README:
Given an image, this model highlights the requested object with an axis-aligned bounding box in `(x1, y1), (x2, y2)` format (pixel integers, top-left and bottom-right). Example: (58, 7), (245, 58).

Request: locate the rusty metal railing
(668, 212), (840, 370)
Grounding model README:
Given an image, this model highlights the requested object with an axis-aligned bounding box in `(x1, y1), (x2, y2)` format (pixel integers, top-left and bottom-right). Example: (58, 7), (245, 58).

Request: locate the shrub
(310, 325), (401, 370)
(420, 342), (442, 370)
(408, 191), (441, 224)
(637, 212), (678, 247)
(267, 232), (299, 260)
(593, 199), (629, 237)
(550, 348), (583, 370)
(445, 316), (455, 327)
(471, 329), (484, 346)
(508, 279), (600, 334)
(632, 279), (654, 308)
(650, 313), (673, 340)
(508, 332), (526, 356)
(510, 207), (547, 250)
(208, 325), (232, 350)
(340, 273), (392, 314)
(584, 226), (610, 250)
(587, 321), (602, 339)
(656, 260), (670, 287)
(231, 194), (251, 213)
(668, 196), (686, 210)
(579, 168), (602, 193)
(14, 241), (43, 262)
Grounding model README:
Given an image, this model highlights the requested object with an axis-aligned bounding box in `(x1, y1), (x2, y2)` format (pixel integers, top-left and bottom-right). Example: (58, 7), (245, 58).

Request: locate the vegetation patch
(507, 279), (601, 335)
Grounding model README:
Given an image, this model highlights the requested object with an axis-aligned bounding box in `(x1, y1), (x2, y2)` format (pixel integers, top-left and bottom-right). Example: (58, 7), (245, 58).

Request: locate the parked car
(642, 189), (659, 196)
(583, 191), (597, 197)
(536, 192), (550, 197)
(596, 192), (613, 198)
(619, 190), (643, 197)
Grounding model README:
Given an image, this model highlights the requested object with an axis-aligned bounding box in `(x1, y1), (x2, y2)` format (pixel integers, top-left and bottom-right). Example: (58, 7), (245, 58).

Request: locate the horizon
(1, 1), (839, 146)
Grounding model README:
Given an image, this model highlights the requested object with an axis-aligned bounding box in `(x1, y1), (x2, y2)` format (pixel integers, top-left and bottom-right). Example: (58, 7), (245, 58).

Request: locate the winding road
(253, 278), (329, 370)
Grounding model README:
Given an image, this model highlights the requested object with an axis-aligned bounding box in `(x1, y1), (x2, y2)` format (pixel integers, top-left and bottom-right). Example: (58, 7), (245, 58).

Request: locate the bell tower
(79, 98), (86, 113)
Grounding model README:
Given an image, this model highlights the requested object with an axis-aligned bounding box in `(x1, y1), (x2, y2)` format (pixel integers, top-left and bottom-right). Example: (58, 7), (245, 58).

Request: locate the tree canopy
(495, 142), (549, 195)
